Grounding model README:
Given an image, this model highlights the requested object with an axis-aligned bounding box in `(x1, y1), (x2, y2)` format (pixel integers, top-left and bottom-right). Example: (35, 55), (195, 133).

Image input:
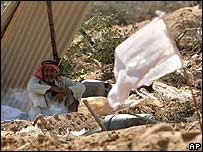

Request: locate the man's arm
(47, 86), (73, 103)
(62, 76), (86, 100)
(27, 77), (52, 95)
(47, 86), (72, 95)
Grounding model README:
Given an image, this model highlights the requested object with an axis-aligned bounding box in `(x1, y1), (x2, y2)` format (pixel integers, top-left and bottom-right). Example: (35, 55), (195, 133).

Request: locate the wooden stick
(46, 1), (60, 64)
(83, 99), (107, 131)
(183, 67), (202, 132)
(33, 114), (61, 144)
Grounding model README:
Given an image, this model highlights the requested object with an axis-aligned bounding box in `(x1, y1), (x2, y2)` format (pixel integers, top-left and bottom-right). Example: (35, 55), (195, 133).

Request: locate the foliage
(159, 70), (187, 88)
(157, 99), (202, 123)
(175, 10), (202, 56)
(60, 13), (136, 79)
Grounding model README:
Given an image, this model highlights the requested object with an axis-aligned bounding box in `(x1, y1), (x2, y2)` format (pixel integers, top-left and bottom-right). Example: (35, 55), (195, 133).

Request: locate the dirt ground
(1, 110), (202, 151)
(1, 5), (202, 151)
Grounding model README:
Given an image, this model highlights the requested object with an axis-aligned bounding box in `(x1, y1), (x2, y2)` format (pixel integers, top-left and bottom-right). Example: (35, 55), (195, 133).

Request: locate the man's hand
(53, 92), (65, 103)
(49, 86), (72, 96)
(47, 86), (73, 103)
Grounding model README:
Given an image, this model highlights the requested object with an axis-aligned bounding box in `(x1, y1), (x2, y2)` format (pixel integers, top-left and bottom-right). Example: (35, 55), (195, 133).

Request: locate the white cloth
(1, 105), (27, 121)
(108, 14), (183, 110)
(1, 88), (31, 113)
(27, 76), (86, 120)
(28, 76), (86, 108)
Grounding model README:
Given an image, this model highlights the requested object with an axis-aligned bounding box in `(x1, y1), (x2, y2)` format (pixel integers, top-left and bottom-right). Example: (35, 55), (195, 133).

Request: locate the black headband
(41, 60), (58, 66)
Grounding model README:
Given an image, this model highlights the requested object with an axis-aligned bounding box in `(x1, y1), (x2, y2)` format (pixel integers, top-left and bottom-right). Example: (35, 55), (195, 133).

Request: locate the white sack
(1, 88), (31, 113)
(108, 13), (183, 110)
(1, 105), (27, 121)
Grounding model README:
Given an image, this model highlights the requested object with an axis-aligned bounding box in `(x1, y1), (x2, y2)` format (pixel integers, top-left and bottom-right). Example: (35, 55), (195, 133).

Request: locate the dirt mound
(1, 82), (202, 151)
(132, 123), (202, 151)
(2, 112), (100, 133)
(1, 122), (201, 151)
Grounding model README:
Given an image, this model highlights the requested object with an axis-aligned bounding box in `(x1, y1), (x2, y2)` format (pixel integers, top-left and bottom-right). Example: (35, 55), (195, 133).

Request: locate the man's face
(43, 65), (58, 83)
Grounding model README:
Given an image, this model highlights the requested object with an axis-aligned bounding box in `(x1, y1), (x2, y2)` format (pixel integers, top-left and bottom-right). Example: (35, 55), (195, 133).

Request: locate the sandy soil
(1, 113), (202, 151)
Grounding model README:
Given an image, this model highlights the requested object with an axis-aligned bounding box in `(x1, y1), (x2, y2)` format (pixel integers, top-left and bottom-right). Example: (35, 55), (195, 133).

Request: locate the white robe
(27, 76), (86, 120)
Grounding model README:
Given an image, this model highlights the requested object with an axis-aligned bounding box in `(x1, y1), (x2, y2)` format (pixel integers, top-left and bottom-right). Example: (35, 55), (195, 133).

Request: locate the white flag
(107, 13), (184, 110)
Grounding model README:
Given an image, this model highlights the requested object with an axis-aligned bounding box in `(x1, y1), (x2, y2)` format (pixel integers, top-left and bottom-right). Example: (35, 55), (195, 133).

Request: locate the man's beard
(44, 76), (55, 85)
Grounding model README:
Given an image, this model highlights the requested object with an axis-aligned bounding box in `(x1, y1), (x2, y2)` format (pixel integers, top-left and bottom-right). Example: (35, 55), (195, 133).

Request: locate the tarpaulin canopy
(1, 1), (92, 100)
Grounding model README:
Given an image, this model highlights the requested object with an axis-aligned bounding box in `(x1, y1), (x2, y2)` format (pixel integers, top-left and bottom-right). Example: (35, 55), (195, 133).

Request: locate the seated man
(27, 59), (86, 121)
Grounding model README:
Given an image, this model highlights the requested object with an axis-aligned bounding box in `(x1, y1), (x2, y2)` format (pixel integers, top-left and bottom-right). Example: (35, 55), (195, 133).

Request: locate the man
(27, 59), (86, 121)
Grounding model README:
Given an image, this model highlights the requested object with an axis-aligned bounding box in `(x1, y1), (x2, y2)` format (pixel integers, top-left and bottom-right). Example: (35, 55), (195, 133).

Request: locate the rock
(19, 126), (42, 136)
(192, 70), (202, 80)
(153, 81), (192, 102)
(37, 134), (50, 143)
(81, 80), (112, 97)
(81, 97), (114, 116)
(196, 81), (202, 89)
(126, 98), (163, 108)
(191, 54), (202, 66)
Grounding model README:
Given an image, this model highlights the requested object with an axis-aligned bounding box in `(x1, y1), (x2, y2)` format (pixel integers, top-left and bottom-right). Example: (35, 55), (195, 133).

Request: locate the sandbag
(81, 80), (112, 97)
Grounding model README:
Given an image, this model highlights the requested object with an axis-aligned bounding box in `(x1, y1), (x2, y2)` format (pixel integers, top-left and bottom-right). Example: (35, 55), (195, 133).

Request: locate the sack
(1, 88), (31, 112)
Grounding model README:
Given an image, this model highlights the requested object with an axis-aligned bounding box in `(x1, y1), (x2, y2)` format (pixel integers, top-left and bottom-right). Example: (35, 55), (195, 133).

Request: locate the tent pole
(46, 1), (60, 65)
